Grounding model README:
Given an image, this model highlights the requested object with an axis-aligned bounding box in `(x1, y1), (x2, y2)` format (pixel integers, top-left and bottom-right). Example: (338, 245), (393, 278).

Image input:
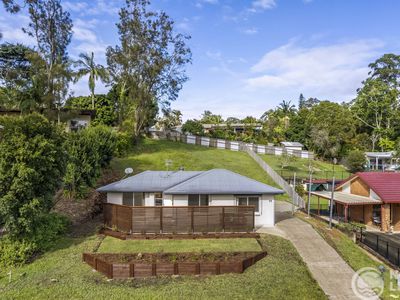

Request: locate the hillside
(111, 138), (286, 199)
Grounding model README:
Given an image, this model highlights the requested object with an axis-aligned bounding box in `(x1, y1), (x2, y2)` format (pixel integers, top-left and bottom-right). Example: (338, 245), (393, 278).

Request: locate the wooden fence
(151, 130), (314, 159)
(104, 203), (255, 234)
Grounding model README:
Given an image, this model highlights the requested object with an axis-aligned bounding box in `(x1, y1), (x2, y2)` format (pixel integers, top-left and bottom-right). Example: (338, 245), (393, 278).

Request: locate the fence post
(191, 207), (194, 233)
(130, 207), (133, 233)
(386, 241), (389, 259)
(397, 248), (400, 266)
(222, 207), (225, 232)
(160, 207), (163, 234)
(360, 228), (363, 243)
(376, 235), (379, 251)
(253, 207), (255, 232)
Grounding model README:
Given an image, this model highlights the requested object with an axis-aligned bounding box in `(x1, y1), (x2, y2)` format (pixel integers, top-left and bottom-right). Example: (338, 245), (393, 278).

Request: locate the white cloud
(63, 1), (89, 12)
(246, 39), (384, 99)
(240, 27), (258, 35)
(64, 0), (120, 16)
(73, 25), (97, 43)
(0, 14), (35, 45)
(195, 0), (219, 8)
(248, 0), (277, 13)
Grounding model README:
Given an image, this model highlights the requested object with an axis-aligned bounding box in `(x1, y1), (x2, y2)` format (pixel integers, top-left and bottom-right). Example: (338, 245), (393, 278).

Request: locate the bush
(344, 149), (366, 173)
(114, 131), (133, 157)
(64, 125), (117, 197)
(181, 119), (204, 135)
(0, 238), (36, 267)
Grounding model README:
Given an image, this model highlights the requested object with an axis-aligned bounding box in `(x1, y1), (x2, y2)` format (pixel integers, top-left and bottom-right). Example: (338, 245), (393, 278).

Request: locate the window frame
(188, 194), (209, 206)
(154, 192), (163, 206)
(236, 195), (260, 214)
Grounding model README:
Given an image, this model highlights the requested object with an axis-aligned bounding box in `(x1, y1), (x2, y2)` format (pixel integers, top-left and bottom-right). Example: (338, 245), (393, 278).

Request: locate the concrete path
(260, 201), (377, 300)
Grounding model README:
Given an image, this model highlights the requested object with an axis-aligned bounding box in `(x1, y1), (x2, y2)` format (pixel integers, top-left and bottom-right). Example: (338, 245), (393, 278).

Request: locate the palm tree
(278, 100), (296, 115)
(73, 52), (108, 109)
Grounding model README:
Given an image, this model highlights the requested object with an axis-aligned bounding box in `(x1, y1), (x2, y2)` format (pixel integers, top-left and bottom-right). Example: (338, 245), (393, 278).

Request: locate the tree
(106, 0), (191, 139)
(73, 52), (108, 109)
(351, 78), (399, 150)
(23, 0), (73, 108)
(368, 54), (400, 88)
(200, 110), (223, 124)
(298, 93), (306, 110)
(277, 100), (296, 116)
(344, 150), (366, 173)
(157, 109), (182, 130)
(65, 95), (117, 126)
(0, 113), (67, 240)
(226, 117), (240, 123)
(181, 119), (204, 135)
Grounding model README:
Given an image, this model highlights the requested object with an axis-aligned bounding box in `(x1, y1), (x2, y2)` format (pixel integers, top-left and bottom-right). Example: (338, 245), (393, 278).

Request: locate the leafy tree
(23, 0), (73, 108)
(200, 110), (224, 124)
(0, 113), (67, 240)
(344, 150), (366, 173)
(351, 78), (399, 150)
(106, 0), (191, 139)
(298, 93), (306, 110)
(242, 116), (258, 124)
(306, 101), (356, 159)
(65, 95), (117, 126)
(368, 54), (400, 88)
(226, 117), (241, 123)
(73, 52), (109, 109)
(63, 126), (116, 197)
(277, 100), (296, 116)
(181, 119), (204, 135)
(157, 109), (182, 130)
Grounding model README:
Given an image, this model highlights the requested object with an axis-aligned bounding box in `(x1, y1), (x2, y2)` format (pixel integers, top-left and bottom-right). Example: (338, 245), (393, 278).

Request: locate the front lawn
(0, 231), (326, 299)
(97, 237), (261, 253)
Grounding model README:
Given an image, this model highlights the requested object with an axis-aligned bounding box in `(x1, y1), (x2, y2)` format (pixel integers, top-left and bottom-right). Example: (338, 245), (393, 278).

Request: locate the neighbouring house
(312, 172), (400, 232)
(365, 151), (399, 171)
(0, 108), (95, 132)
(304, 179), (345, 192)
(280, 141), (304, 151)
(97, 169), (284, 228)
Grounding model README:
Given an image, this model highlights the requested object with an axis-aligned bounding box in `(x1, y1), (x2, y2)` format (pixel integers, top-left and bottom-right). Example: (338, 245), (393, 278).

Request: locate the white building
(97, 169), (283, 227)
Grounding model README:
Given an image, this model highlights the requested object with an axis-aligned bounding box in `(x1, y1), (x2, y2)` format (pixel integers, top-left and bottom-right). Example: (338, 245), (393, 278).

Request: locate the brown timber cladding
(82, 252), (267, 279)
(103, 204), (255, 233)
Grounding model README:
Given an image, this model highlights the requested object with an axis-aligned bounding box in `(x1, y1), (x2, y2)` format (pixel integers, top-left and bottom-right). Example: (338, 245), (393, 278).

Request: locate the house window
(134, 193), (144, 206)
(237, 196), (260, 213)
(155, 192), (163, 206)
(122, 192), (133, 206)
(188, 194), (209, 206)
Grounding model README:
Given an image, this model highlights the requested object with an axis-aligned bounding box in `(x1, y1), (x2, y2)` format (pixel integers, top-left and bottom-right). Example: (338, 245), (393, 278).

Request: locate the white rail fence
(151, 131), (314, 159)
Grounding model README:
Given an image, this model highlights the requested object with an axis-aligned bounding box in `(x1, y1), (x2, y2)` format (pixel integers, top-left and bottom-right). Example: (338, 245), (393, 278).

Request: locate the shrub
(0, 238), (36, 267)
(344, 149), (366, 173)
(114, 131), (133, 157)
(181, 119), (204, 135)
(64, 125), (116, 197)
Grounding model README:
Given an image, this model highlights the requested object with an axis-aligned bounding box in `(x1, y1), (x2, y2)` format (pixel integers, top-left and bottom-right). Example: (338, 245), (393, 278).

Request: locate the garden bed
(83, 251), (267, 278)
(100, 228), (260, 240)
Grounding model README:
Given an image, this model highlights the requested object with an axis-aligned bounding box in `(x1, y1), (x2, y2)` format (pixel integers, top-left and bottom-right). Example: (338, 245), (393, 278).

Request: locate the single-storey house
(280, 141), (304, 151)
(312, 172), (400, 232)
(97, 169), (284, 228)
(365, 151), (399, 171)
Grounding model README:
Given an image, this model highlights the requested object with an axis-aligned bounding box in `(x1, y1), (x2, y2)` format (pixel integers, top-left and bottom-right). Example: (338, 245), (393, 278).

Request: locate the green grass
(260, 154), (350, 180)
(0, 233), (326, 299)
(297, 212), (399, 300)
(111, 138), (287, 200)
(98, 237), (261, 253)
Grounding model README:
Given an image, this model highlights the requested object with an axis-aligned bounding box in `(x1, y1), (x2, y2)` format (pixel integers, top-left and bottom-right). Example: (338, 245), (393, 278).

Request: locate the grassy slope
(297, 212), (399, 300)
(0, 233), (325, 299)
(260, 154), (350, 180)
(98, 237), (261, 253)
(111, 138), (287, 200)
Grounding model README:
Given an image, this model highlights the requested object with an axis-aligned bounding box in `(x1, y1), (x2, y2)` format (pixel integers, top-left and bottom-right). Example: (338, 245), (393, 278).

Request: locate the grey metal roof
(280, 141), (304, 147)
(164, 169), (284, 195)
(97, 169), (284, 195)
(96, 171), (202, 192)
(311, 191), (382, 205)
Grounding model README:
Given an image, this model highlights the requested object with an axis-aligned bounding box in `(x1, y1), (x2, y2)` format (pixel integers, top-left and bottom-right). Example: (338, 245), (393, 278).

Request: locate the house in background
(312, 172), (400, 232)
(202, 123), (262, 134)
(365, 151), (399, 171)
(0, 108), (95, 132)
(280, 141), (304, 152)
(97, 169), (284, 227)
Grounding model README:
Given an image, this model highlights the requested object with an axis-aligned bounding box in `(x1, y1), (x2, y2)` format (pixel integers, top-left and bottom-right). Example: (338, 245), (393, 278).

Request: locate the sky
(1, 0), (400, 120)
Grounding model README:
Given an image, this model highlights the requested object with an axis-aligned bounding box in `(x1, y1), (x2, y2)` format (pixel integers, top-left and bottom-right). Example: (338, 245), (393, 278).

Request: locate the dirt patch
(53, 169), (120, 225)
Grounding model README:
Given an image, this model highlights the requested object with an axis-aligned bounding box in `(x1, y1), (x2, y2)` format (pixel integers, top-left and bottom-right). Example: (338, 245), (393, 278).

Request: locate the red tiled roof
(356, 172), (400, 203)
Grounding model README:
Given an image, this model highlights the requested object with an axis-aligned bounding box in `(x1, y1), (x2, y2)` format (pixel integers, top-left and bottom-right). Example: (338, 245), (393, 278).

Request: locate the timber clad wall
(151, 131), (314, 159)
(104, 203), (255, 233)
(350, 178), (370, 197)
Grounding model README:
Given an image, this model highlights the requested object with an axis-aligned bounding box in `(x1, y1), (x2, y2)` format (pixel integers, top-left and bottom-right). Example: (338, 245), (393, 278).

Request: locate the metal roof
(164, 169), (284, 195)
(365, 151), (394, 158)
(356, 172), (400, 203)
(280, 141), (304, 147)
(96, 171), (202, 192)
(311, 191), (382, 205)
(97, 169), (284, 195)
